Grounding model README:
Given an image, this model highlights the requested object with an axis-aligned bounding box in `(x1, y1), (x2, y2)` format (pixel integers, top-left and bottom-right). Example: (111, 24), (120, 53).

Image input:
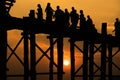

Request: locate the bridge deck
(1, 16), (120, 46)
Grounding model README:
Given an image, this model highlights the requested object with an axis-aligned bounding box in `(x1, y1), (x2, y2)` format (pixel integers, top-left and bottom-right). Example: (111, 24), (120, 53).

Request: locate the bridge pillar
(49, 36), (54, 80)
(57, 37), (63, 80)
(101, 23), (107, 80)
(108, 44), (112, 80)
(70, 39), (75, 80)
(23, 31), (29, 80)
(83, 40), (89, 80)
(89, 41), (94, 80)
(0, 30), (7, 80)
(0, 1), (7, 80)
(30, 32), (36, 80)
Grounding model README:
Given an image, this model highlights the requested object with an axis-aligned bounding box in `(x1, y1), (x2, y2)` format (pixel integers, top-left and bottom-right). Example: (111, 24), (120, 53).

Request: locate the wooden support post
(57, 37), (63, 80)
(101, 23), (107, 36)
(108, 44), (112, 80)
(0, 0), (6, 17)
(23, 31), (29, 80)
(0, 1), (7, 80)
(49, 36), (54, 80)
(0, 30), (7, 80)
(101, 23), (107, 80)
(83, 40), (88, 80)
(89, 41), (94, 80)
(70, 39), (75, 80)
(101, 40), (106, 80)
(30, 32), (36, 80)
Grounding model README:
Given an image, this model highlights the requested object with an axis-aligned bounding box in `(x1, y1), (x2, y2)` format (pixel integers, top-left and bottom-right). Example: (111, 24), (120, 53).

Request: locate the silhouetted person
(28, 10), (36, 30)
(70, 7), (75, 25)
(54, 6), (65, 32)
(73, 10), (79, 27)
(113, 18), (120, 36)
(29, 10), (35, 19)
(86, 15), (93, 25)
(64, 9), (70, 27)
(45, 2), (54, 23)
(86, 15), (97, 36)
(36, 4), (43, 21)
(70, 7), (79, 29)
(79, 10), (86, 27)
(54, 6), (64, 25)
(79, 10), (87, 34)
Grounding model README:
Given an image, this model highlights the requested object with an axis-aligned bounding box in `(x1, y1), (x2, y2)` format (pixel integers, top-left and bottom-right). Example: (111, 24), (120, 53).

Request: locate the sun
(63, 60), (70, 66)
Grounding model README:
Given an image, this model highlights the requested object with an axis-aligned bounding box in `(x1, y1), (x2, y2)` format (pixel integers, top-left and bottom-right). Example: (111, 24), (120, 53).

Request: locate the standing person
(79, 10), (86, 33)
(79, 10), (86, 27)
(70, 7), (79, 29)
(45, 2), (54, 23)
(54, 6), (65, 30)
(36, 4), (43, 21)
(64, 8), (70, 28)
(86, 15), (93, 26)
(86, 15), (97, 35)
(73, 10), (79, 27)
(70, 7), (75, 25)
(113, 18), (120, 36)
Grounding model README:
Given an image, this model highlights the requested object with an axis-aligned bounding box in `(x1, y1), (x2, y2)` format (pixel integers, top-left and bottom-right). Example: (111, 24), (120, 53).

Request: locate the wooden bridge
(0, 0), (120, 80)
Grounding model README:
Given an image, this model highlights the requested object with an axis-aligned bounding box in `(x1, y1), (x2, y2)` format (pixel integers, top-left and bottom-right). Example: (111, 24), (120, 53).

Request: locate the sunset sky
(10, 0), (120, 33)
(7, 0), (120, 80)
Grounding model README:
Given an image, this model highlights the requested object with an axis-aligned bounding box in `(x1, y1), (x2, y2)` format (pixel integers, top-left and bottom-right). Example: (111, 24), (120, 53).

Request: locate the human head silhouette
(71, 7), (75, 11)
(57, 6), (60, 10)
(65, 9), (68, 12)
(47, 2), (50, 7)
(87, 15), (90, 19)
(37, 4), (41, 8)
(80, 10), (83, 14)
(116, 18), (119, 22)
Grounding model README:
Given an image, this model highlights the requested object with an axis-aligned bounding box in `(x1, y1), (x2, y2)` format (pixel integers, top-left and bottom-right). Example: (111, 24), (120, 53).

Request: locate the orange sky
(7, 0), (120, 80)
